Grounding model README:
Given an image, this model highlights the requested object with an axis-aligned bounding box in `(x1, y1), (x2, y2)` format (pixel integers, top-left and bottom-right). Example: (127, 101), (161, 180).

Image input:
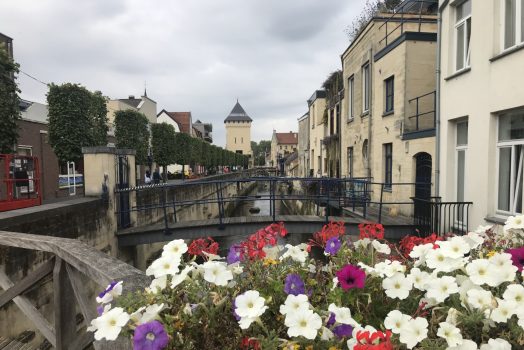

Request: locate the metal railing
(412, 197), (473, 236)
(405, 91), (436, 134)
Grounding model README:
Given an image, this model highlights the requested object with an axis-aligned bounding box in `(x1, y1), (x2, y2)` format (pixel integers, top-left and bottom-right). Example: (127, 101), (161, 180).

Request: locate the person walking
(144, 170), (152, 184)
(153, 168), (161, 184)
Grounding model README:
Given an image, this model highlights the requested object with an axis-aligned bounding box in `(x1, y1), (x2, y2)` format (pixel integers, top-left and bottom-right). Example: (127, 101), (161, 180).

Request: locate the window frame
(454, 0), (472, 72)
(384, 143), (393, 190)
(362, 63), (370, 114)
(348, 75), (355, 121)
(384, 76), (394, 114)
(455, 121), (468, 202)
(502, 0), (524, 51)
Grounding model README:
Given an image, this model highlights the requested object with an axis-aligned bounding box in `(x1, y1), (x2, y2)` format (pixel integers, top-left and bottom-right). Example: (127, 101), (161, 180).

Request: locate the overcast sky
(2, 0), (367, 147)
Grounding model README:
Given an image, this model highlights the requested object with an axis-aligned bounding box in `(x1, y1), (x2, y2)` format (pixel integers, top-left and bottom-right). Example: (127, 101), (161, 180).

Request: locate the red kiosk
(0, 154), (42, 212)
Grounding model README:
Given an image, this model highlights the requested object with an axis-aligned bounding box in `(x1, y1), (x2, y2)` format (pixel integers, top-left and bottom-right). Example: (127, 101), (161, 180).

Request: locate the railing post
(53, 258), (77, 350)
(272, 178), (277, 222)
(325, 180), (330, 224)
(216, 182), (225, 228)
(378, 183), (384, 224)
(162, 186), (170, 234)
(172, 189), (178, 223)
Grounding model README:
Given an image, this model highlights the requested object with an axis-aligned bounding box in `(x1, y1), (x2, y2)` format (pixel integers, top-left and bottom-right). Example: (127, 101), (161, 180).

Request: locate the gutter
(435, 3), (445, 197)
(368, 48), (373, 180)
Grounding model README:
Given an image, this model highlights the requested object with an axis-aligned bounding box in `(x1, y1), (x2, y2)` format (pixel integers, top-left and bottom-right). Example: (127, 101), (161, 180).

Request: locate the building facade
(224, 101), (252, 157)
(107, 93), (158, 138)
(0, 32), (13, 60)
(438, 0), (524, 228)
(340, 3), (438, 216)
(308, 90), (328, 177)
(297, 112), (310, 177)
(270, 131), (298, 170)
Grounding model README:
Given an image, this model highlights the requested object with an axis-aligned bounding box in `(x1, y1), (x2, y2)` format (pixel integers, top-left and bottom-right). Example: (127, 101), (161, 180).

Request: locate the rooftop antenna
(144, 81), (147, 97)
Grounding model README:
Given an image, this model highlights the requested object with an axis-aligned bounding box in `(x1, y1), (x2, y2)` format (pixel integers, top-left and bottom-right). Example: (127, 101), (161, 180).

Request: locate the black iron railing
(405, 91), (436, 134)
(412, 197), (473, 236)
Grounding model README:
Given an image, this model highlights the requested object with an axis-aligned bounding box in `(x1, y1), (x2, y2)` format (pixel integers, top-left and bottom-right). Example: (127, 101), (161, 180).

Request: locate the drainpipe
(435, 6), (443, 197)
(367, 48), (373, 180)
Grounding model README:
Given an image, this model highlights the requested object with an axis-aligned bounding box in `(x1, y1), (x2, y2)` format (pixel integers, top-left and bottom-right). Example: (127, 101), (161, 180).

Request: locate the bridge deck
(116, 215), (417, 246)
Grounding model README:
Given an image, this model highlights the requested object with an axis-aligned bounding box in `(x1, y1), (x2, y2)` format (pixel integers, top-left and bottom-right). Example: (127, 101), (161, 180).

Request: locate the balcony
(403, 91), (435, 140)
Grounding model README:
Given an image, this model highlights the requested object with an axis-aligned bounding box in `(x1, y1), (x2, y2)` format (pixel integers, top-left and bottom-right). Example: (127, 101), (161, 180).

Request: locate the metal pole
(325, 180), (330, 223)
(216, 182), (223, 228)
(162, 186), (169, 234)
(272, 178), (276, 222)
(378, 183), (384, 224)
(172, 190), (177, 223)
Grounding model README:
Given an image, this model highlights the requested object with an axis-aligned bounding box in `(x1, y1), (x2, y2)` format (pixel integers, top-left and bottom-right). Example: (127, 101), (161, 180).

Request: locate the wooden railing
(0, 231), (150, 350)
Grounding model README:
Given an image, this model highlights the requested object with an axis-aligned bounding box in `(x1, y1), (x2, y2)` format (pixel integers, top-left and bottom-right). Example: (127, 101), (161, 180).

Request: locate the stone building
(107, 92), (157, 140)
(340, 1), (438, 217)
(224, 101), (252, 158)
(297, 112), (310, 177)
(270, 131), (298, 171)
(438, 0), (524, 229)
(0, 32), (13, 59)
(308, 90), (327, 177)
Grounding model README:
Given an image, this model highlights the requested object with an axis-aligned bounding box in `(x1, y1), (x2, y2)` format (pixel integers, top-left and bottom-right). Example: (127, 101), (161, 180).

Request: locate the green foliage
(90, 91), (109, 146)
(173, 132), (192, 166)
(114, 110), (150, 164)
(0, 44), (21, 154)
(151, 123), (176, 171)
(251, 140), (271, 166)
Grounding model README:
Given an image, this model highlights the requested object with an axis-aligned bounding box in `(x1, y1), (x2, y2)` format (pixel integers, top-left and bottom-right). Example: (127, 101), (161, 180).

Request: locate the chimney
(129, 95), (135, 99)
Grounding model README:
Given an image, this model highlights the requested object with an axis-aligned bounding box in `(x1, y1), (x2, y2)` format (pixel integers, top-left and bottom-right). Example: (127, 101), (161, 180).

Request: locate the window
(348, 76), (354, 120)
(318, 156), (321, 175)
(362, 139), (369, 162)
(384, 143), (393, 189)
(362, 63), (370, 113)
(456, 121), (468, 203)
(384, 76), (394, 113)
(497, 110), (524, 215)
(455, 0), (471, 71)
(324, 158), (328, 173)
(347, 147), (354, 178)
(503, 0), (524, 50)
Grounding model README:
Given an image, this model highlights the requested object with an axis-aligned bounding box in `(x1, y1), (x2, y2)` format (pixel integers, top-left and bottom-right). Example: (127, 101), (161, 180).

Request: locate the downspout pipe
(435, 2), (445, 197)
(367, 48), (373, 180)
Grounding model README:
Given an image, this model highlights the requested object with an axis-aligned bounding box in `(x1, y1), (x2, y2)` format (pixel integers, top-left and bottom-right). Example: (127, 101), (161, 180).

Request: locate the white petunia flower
(162, 239), (187, 258)
(280, 244), (308, 263)
(426, 249), (465, 273)
(201, 261), (233, 286)
(408, 268), (432, 291)
(263, 245), (283, 260)
(438, 236), (471, 258)
(136, 303), (164, 324)
(447, 339), (478, 350)
(146, 275), (167, 294)
(374, 259), (405, 278)
(371, 240), (391, 255)
(446, 307), (461, 325)
(327, 304), (358, 326)
(238, 316), (258, 329)
(280, 294), (310, 315)
(474, 225), (492, 235)
(170, 265), (194, 288)
(437, 321), (463, 347)
(502, 284), (524, 308)
(90, 307), (130, 341)
(465, 259), (499, 287)
(146, 255), (181, 278)
(227, 262), (244, 275)
(320, 326), (334, 341)
(425, 276), (459, 303)
(480, 338), (512, 350)
(464, 231), (485, 249)
(285, 308), (322, 340)
(466, 289), (493, 309)
(235, 290), (268, 319)
(353, 238), (370, 249)
(331, 277), (339, 290)
(384, 310), (410, 334)
(503, 214), (524, 232)
(409, 243), (433, 261)
(399, 317), (428, 349)
(382, 273), (413, 300)
(490, 298), (516, 323)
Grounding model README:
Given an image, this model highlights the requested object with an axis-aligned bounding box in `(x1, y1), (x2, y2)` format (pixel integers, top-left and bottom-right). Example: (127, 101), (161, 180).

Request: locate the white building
(438, 0), (524, 230)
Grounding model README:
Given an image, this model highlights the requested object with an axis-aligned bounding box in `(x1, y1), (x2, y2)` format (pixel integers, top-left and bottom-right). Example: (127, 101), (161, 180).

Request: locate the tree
(114, 110), (150, 164)
(173, 132), (192, 179)
(251, 140), (271, 166)
(48, 83), (96, 163)
(345, 0), (401, 43)
(151, 123), (176, 182)
(0, 43), (20, 154)
(90, 91), (109, 146)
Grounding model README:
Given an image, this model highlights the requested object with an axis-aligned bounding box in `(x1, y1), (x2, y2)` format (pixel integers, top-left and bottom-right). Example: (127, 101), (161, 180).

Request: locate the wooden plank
(0, 270), (56, 348)
(68, 330), (94, 350)
(65, 264), (97, 324)
(0, 258), (54, 309)
(53, 258), (78, 350)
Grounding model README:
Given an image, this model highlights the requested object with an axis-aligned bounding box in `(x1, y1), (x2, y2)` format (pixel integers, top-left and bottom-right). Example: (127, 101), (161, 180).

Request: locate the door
(414, 153), (432, 232)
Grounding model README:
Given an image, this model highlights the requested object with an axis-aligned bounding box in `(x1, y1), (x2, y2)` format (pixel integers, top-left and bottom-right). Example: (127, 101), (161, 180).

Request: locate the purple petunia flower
(232, 300), (240, 321)
(336, 264), (366, 290)
(133, 320), (169, 350)
(507, 247), (524, 271)
(98, 281), (118, 298)
(333, 324), (353, 338)
(325, 237), (342, 255)
(227, 244), (242, 265)
(284, 273), (305, 296)
(326, 312), (336, 327)
(96, 305), (104, 316)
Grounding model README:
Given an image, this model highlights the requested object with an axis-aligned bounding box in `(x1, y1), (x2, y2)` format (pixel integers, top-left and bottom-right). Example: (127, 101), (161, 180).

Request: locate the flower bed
(87, 219), (524, 349)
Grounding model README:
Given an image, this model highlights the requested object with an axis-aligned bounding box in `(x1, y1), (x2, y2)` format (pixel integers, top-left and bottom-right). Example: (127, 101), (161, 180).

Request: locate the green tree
(173, 132), (192, 178)
(114, 110), (150, 164)
(151, 123), (176, 182)
(0, 44), (20, 154)
(90, 91), (109, 146)
(47, 83), (96, 163)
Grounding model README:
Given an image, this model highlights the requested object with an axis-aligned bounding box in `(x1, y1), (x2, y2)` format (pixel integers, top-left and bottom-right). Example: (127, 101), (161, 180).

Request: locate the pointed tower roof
(224, 101), (252, 123)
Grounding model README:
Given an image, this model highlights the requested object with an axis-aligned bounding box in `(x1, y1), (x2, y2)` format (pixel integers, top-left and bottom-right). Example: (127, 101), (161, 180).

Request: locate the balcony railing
(412, 197), (473, 236)
(404, 90), (436, 138)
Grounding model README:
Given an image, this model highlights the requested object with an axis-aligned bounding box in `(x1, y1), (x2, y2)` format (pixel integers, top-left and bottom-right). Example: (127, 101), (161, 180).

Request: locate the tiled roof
(276, 132), (298, 145)
(164, 111), (192, 134)
(224, 101), (252, 122)
(119, 98), (141, 108)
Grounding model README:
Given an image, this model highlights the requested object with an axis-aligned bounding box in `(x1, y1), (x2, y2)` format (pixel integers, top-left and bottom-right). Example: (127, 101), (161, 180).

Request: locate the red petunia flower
(354, 329), (393, 350)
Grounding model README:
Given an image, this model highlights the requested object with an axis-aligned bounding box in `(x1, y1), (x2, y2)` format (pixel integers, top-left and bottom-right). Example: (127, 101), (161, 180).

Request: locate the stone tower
(224, 101), (252, 158)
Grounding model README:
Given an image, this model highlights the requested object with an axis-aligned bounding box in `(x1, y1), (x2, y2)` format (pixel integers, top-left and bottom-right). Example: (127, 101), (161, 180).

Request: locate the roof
(224, 101), (252, 122)
(19, 99), (33, 112)
(284, 152), (298, 164)
(307, 90), (326, 106)
(119, 98), (141, 108)
(159, 111), (192, 134)
(275, 132), (298, 145)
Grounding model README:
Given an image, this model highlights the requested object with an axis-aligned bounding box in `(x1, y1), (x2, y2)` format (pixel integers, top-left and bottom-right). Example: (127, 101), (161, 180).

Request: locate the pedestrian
(145, 170), (152, 185)
(153, 168), (161, 184)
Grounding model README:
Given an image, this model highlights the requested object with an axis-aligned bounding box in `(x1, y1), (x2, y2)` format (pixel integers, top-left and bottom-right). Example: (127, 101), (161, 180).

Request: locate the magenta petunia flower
(133, 320), (169, 350)
(336, 264), (366, 290)
(284, 273), (305, 295)
(325, 237), (342, 255)
(507, 247), (524, 271)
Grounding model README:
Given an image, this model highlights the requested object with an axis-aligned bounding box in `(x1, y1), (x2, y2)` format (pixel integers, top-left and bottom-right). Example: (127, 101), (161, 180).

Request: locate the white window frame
(362, 64), (370, 114)
(502, 0), (524, 51)
(455, 0), (471, 71)
(455, 121), (468, 202)
(348, 75), (354, 121)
